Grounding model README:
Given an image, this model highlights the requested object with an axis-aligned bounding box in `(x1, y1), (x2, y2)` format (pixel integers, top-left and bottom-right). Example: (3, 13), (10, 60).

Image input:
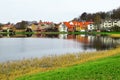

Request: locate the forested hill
(73, 7), (120, 22)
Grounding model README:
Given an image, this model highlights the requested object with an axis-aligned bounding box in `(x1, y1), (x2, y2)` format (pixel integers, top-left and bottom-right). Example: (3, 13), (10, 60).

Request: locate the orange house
(63, 21), (93, 32)
(64, 22), (75, 32)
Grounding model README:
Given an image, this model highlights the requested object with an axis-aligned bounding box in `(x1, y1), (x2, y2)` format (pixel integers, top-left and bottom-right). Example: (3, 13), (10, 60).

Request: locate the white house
(58, 23), (68, 32)
(87, 24), (94, 31)
(100, 19), (120, 30)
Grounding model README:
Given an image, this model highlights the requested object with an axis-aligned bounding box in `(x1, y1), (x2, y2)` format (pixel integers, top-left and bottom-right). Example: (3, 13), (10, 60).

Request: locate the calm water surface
(0, 34), (120, 62)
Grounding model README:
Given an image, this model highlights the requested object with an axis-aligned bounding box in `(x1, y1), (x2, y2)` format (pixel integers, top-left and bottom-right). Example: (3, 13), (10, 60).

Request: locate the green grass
(16, 53), (120, 80)
(1, 31), (120, 35)
(2, 31), (120, 35)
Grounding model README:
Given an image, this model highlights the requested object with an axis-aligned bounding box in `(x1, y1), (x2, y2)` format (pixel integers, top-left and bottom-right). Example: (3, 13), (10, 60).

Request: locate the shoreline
(0, 31), (120, 35)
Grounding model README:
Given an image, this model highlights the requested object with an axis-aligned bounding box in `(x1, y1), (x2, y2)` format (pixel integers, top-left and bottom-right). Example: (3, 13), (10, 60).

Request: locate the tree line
(73, 7), (120, 24)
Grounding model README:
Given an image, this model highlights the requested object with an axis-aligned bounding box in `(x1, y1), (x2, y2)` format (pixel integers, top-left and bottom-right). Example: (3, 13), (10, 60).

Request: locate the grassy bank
(17, 52), (120, 80)
(0, 46), (120, 80)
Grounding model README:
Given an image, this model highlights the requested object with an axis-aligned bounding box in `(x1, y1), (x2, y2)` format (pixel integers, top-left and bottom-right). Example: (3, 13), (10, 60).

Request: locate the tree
(111, 25), (120, 32)
(100, 12), (106, 19)
(94, 14), (101, 30)
(20, 21), (28, 29)
(111, 7), (120, 19)
(80, 12), (87, 21)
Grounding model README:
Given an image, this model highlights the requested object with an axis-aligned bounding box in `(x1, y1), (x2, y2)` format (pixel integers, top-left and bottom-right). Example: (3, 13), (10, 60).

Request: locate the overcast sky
(0, 0), (120, 23)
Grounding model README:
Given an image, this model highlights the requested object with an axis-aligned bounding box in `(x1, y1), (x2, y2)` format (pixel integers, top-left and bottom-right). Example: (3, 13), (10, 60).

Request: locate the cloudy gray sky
(0, 0), (120, 23)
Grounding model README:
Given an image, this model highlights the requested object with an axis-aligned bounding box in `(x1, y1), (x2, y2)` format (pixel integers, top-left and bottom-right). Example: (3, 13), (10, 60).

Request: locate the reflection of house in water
(74, 35), (120, 51)
(90, 35), (119, 50)
(88, 35), (95, 44)
(75, 35), (89, 44)
(35, 34), (46, 38)
(114, 38), (120, 44)
(67, 35), (76, 40)
(59, 34), (67, 39)
(100, 36), (117, 47)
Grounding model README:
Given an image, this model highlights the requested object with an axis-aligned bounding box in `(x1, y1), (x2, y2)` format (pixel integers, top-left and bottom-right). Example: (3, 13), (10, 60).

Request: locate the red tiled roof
(63, 21), (93, 29)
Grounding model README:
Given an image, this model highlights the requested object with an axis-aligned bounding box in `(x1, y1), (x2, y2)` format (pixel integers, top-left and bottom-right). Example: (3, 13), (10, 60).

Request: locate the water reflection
(0, 33), (120, 51)
(0, 33), (120, 62)
(0, 33), (120, 50)
(59, 34), (119, 51)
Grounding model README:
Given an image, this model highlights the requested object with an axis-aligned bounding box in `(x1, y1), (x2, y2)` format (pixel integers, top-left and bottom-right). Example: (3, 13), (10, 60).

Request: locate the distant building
(1, 24), (14, 30)
(27, 21), (55, 32)
(100, 19), (120, 30)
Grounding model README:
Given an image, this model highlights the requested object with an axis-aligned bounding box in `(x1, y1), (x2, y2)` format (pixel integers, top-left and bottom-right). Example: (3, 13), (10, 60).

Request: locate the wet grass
(0, 46), (120, 80)
(17, 52), (120, 80)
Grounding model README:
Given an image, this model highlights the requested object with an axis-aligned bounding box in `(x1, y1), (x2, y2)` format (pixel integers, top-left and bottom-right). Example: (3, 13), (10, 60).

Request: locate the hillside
(17, 53), (120, 80)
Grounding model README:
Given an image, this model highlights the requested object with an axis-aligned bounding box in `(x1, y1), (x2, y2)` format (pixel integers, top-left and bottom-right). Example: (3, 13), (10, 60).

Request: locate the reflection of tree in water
(81, 35), (119, 51)
(26, 34), (33, 37)
(45, 34), (58, 38)
(36, 34), (58, 38)
(93, 36), (103, 50)
(25, 28), (33, 37)
(92, 36), (117, 50)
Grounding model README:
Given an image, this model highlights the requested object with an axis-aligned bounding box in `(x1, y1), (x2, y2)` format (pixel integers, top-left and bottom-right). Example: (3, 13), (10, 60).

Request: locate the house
(58, 22), (68, 32)
(73, 21), (83, 31)
(100, 19), (120, 30)
(64, 22), (75, 32)
(27, 24), (38, 31)
(87, 22), (94, 31)
(58, 22), (76, 32)
(1, 24), (15, 36)
(87, 24), (94, 31)
(59, 21), (94, 32)
(2, 24), (14, 30)
(1, 24), (15, 33)
(37, 21), (55, 32)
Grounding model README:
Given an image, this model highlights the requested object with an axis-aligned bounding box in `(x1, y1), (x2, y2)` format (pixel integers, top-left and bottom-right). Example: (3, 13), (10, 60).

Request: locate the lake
(0, 34), (120, 62)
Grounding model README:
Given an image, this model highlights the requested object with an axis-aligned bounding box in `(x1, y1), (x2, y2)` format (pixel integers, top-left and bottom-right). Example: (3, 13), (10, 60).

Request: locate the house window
(63, 24), (66, 30)
(90, 27), (92, 29)
(90, 24), (92, 26)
